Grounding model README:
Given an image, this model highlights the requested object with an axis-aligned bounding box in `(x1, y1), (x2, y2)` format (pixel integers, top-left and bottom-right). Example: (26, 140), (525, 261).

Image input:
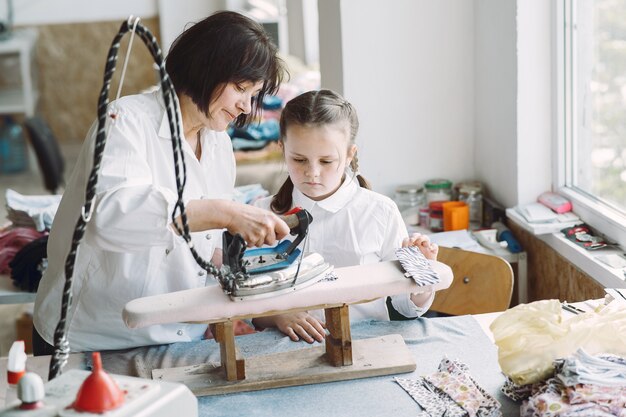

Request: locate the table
(0, 275), (36, 305)
(0, 315), (520, 417)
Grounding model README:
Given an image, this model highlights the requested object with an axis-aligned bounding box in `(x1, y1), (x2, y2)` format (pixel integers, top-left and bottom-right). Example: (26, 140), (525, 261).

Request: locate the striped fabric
(395, 246), (440, 287)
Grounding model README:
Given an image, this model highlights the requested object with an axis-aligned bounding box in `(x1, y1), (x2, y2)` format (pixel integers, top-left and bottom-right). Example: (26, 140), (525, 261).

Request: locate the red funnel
(73, 352), (125, 413)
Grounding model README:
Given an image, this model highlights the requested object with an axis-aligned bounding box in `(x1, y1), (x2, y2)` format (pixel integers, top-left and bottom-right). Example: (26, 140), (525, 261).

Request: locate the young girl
(252, 89), (452, 343)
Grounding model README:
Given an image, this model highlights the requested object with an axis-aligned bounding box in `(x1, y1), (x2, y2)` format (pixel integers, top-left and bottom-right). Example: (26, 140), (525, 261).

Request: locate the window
(559, 0), (626, 248)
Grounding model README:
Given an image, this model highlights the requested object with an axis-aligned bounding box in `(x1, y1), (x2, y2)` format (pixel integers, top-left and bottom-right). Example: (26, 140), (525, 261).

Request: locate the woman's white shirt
(33, 91), (236, 351)
(254, 175), (434, 321)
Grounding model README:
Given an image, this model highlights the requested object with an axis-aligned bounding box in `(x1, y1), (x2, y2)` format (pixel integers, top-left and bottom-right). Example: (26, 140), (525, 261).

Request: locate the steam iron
(220, 208), (332, 301)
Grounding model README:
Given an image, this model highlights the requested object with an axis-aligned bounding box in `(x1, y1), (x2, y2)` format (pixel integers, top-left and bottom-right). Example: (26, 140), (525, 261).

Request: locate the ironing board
(123, 260), (452, 395)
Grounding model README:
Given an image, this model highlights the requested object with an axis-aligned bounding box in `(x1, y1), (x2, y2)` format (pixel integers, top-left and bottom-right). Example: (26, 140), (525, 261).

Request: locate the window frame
(555, 0), (626, 250)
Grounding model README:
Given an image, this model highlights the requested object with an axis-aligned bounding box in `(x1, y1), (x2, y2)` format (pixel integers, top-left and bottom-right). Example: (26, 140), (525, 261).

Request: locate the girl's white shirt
(254, 174), (434, 322)
(34, 91), (236, 352)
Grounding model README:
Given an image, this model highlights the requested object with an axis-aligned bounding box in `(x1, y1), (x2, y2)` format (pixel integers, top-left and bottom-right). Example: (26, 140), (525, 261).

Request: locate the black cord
(49, 18), (239, 379)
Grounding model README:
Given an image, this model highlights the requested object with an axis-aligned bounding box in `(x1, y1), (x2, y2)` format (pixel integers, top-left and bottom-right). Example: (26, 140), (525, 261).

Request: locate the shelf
(0, 28), (39, 117)
(0, 87), (39, 114)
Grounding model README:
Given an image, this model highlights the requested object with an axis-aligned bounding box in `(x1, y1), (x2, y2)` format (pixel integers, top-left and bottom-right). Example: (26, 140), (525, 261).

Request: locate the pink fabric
(0, 226), (47, 274)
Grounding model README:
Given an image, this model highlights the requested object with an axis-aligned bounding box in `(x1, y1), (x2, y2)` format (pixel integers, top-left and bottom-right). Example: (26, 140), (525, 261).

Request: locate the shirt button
(205, 234), (212, 240)
(165, 249), (170, 255)
(198, 270), (206, 276)
(177, 330), (183, 336)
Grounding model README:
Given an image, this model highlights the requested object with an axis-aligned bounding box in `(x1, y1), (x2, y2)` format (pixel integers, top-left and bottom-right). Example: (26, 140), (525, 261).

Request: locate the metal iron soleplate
(231, 252), (332, 301)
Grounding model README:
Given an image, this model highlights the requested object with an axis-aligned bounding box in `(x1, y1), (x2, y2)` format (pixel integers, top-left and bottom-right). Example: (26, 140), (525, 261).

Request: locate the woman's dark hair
(166, 11), (285, 127)
(271, 89), (371, 214)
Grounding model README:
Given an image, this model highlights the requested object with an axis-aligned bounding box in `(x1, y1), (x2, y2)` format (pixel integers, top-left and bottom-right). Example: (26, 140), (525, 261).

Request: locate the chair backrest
(23, 116), (65, 194)
(430, 246), (514, 315)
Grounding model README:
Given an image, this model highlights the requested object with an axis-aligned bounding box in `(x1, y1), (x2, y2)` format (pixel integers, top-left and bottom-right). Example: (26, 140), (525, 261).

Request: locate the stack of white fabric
(5, 189), (62, 232)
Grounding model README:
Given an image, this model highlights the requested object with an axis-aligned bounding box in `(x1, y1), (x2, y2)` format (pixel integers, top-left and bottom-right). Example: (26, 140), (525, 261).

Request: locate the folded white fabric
(5, 188), (62, 231)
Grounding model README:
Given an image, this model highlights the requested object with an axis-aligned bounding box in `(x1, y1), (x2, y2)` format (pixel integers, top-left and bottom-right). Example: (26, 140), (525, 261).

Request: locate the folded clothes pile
(501, 349), (626, 416)
(229, 119), (280, 151)
(2, 188), (61, 292)
(0, 226), (46, 274)
(5, 188), (62, 232)
(395, 357), (502, 417)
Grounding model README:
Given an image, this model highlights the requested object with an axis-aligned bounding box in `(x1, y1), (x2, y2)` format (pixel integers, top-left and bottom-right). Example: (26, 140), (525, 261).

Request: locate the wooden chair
(430, 246), (514, 315)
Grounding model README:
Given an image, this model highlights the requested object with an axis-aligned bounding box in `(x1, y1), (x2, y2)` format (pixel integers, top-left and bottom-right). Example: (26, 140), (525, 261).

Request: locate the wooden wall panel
(508, 222), (605, 303)
(32, 18), (161, 143)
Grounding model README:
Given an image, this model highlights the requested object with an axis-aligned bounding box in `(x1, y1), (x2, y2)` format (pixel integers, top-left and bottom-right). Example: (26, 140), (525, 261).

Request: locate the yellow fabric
(489, 299), (626, 385)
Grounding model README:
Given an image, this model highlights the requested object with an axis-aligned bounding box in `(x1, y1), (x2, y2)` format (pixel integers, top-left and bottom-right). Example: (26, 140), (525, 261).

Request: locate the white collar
(156, 90), (186, 140)
(293, 173), (360, 214)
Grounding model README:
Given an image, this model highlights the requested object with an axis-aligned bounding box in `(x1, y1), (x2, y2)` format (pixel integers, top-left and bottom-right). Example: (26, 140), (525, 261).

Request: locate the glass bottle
(458, 183), (483, 229)
(394, 184), (425, 226)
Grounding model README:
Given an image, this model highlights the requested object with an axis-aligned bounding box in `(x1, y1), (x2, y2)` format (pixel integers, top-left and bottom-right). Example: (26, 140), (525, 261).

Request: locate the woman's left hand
(402, 233), (438, 260)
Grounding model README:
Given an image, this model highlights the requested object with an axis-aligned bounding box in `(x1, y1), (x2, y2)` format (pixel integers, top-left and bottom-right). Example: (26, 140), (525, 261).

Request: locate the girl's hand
(402, 233), (439, 260)
(254, 312), (326, 343)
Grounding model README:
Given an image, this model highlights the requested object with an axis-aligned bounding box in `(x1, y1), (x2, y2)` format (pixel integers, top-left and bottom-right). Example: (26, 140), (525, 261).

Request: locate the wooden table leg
(213, 321), (246, 381)
(324, 305), (352, 366)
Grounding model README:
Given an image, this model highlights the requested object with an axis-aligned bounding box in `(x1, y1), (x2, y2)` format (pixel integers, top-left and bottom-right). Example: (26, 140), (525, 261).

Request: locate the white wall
(9, 0), (157, 26)
(319, 0), (475, 197)
(516, 0), (552, 205)
(474, 0), (518, 207)
(157, 0), (226, 55)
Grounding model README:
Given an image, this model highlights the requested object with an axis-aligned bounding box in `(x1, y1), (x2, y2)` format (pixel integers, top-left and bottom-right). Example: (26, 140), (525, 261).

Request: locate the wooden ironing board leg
(214, 321), (245, 381)
(324, 305), (352, 366)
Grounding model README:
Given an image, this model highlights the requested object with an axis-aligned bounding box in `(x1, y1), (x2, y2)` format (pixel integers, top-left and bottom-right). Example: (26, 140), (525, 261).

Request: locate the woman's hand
(253, 312), (326, 343)
(402, 233), (439, 260)
(183, 200), (290, 247)
(223, 203), (291, 247)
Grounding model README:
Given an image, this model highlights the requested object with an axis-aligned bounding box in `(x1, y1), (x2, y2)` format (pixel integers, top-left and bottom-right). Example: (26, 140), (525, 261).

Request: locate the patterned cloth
(502, 349), (626, 416)
(396, 358), (502, 417)
(395, 246), (440, 286)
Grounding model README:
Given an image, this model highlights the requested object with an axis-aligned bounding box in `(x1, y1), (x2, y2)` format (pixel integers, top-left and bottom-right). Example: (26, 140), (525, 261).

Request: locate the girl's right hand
(254, 312), (326, 343)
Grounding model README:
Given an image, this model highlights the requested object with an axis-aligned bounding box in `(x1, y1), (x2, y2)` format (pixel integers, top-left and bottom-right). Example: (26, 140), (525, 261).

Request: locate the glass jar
(424, 179), (453, 204)
(394, 184), (425, 226)
(458, 183), (483, 229)
(428, 201), (445, 232)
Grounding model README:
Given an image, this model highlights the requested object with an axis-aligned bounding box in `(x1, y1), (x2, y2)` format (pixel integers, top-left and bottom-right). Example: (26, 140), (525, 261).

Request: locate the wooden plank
(152, 334), (415, 396)
(213, 322), (245, 381)
(324, 305), (352, 366)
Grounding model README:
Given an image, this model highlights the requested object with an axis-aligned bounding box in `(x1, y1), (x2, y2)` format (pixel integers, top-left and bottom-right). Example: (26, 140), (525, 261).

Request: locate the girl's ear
(347, 144), (357, 165)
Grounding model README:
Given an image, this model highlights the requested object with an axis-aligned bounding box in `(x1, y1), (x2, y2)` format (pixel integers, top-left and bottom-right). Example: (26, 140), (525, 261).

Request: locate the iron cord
(49, 17), (242, 379)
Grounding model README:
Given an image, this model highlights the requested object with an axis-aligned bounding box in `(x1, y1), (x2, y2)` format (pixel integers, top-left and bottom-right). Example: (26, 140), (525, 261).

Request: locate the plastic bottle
(3, 341), (27, 409)
(0, 116), (28, 174)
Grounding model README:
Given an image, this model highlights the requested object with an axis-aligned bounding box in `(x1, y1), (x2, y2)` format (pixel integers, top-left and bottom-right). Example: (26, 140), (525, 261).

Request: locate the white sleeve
(85, 105), (178, 251)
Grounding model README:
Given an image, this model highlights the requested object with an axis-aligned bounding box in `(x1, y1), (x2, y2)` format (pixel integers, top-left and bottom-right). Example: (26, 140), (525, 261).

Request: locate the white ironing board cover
(123, 260), (452, 328)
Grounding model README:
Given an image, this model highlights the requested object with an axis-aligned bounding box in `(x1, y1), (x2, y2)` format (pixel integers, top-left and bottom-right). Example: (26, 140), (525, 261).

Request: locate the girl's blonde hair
(271, 89), (370, 214)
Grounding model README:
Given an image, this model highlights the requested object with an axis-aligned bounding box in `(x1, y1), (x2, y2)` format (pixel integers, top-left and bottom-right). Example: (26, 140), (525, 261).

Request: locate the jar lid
(395, 184), (423, 194)
(424, 179), (452, 190)
(459, 184), (483, 194)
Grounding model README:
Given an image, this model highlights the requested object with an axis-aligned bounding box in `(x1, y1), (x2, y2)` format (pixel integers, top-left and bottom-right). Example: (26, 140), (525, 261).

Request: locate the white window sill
(539, 232), (626, 289)
(507, 213), (626, 289)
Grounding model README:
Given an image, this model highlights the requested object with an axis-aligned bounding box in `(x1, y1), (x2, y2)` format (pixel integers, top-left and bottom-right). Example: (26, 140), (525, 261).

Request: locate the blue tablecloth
(100, 315), (519, 417)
